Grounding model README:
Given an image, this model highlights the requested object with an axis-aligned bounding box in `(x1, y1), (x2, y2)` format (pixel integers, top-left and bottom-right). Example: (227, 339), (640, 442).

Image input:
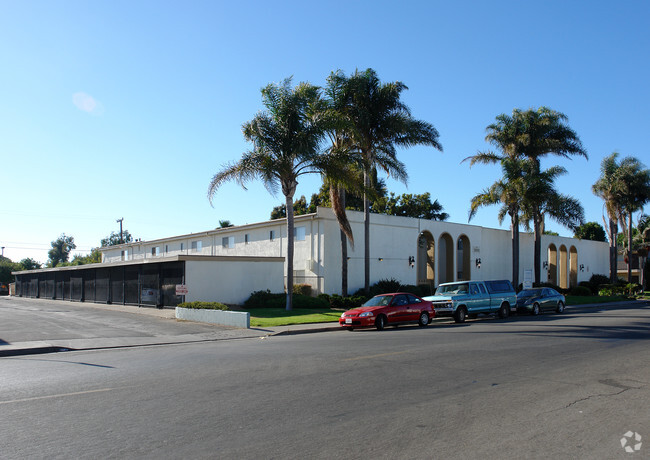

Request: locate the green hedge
(244, 290), (329, 309)
(177, 301), (229, 310)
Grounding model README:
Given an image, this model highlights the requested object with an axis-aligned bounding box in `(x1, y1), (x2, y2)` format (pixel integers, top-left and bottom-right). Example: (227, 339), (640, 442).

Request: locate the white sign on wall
(523, 269), (533, 289)
(175, 284), (189, 296)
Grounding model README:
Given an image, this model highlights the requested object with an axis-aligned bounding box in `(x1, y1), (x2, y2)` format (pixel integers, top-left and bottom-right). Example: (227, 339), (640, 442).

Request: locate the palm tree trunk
(628, 213), (633, 283)
(512, 212), (520, 288)
(609, 218), (618, 283)
(285, 193), (295, 311)
(340, 188), (348, 297)
(533, 214), (542, 285)
(364, 169), (370, 294)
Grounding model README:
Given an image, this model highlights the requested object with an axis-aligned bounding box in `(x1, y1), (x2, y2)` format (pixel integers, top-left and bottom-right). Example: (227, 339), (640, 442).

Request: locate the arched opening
(559, 245), (568, 289)
(548, 244), (557, 285)
(438, 233), (454, 284)
(569, 246), (578, 288)
(456, 235), (471, 281)
(417, 231), (435, 291)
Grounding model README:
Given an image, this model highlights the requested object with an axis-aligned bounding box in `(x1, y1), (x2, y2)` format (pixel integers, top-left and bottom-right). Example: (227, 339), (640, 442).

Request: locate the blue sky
(1, 0), (648, 263)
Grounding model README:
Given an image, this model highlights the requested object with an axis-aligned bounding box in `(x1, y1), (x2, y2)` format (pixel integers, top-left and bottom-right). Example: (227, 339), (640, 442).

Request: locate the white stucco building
(96, 206), (609, 300)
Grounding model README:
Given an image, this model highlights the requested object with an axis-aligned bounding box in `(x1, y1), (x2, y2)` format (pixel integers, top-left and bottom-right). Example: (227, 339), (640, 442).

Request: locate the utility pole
(116, 218), (124, 244)
(1, 246), (4, 257)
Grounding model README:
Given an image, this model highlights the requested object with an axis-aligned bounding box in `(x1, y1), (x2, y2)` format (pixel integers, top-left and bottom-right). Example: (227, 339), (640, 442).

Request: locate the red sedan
(339, 293), (436, 331)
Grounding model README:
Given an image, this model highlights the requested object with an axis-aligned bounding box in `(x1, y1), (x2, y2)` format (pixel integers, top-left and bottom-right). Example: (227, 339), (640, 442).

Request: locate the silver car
(516, 287), (566, 315)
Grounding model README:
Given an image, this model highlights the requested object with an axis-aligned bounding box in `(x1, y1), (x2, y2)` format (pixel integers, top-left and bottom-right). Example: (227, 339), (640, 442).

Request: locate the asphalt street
(1, 297), (649, 459)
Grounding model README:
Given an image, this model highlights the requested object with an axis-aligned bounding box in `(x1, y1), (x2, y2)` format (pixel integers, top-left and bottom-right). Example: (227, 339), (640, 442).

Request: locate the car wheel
(531, 303), (540, 316)
(498, 304), (510, 319)
(556, 302), (565, 314)
(375, 315), (386, 331)
(346, 327), (354, 331)
(454, 307), (467, 323)
(418, 312), (429, 327)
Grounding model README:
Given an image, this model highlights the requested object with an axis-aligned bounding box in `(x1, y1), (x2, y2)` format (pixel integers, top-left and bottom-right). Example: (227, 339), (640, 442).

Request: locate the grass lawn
(245, 308), (342, 327)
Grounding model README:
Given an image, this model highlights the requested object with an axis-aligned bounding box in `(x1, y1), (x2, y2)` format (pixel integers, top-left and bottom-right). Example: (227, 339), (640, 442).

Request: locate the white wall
(185, 258), (284, 305)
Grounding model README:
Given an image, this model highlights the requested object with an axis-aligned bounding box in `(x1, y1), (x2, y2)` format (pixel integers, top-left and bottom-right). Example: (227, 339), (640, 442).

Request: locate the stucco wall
(185, 258), (284, 305)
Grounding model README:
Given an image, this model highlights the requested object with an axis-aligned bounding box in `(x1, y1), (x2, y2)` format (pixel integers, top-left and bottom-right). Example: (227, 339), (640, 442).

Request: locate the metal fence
(15, 261), (185, 308)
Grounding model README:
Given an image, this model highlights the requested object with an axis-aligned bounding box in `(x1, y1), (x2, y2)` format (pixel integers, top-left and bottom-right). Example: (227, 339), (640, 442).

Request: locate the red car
(339, 293), (436, 331)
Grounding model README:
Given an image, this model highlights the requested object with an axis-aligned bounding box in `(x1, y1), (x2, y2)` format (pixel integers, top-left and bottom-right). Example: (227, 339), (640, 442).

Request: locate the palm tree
(208, 78), (330, 310)
(467, 107), (587, 285)
(342, 68), (442, 293)
(616, 157), (650, 282)
(592, 153), (626, 282)
(520, 165), (585, 284)
(468, 157), (528, 287)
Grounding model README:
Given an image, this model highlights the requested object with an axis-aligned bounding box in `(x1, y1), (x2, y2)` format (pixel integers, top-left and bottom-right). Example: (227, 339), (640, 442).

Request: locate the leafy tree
(218, 220), (234, 228)
(208, 78), (341, 310)
(101, 230), (133, 247)
(47, 234), (76, 267)
(544, 230), (560, 236)
(374, 192), (449, 220)
(574, 222), (607, 242)
(342, 68), (442, 292)
(270, 196), (311, 220)
(69, 248), (102, 265)
(0, 258), (19, 283)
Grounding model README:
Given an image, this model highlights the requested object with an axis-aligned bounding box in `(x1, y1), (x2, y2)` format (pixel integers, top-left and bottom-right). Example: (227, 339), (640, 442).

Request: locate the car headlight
(341, 313), (346, 318)
(359, 311), (373, 317)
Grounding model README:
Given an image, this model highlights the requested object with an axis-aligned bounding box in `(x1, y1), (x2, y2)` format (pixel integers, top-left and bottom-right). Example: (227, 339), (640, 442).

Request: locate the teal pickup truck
(423, 280), (516, 323)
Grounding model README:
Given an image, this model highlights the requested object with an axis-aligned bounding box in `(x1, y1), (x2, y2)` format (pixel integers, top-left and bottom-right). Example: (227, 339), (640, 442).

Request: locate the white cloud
(72, 92), (104, 115)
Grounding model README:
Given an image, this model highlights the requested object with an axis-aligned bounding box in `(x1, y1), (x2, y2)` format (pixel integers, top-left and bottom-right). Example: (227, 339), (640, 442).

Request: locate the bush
(370, 278), (402, 296)
(399, 284), (427, 297)
(328, 294), (368, 309)
(177, 301), (229, 310)
(569, 286), (591, 296)
(244, 290), (329, 309)
(317, 293), (330, 304)
(293, 284), (312, 296)
(624, 283), (642, 296)
(533, 281), (564, 293)
(598, 284), (622, 296)
(589, 274), (610, 291)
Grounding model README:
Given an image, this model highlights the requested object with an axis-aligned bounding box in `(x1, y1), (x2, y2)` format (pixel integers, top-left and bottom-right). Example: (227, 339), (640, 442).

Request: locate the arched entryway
(569, 246), (578, 288)
(559, 245), (568, 289)
(438, 233), (454, 284)
(417, 231), (435, 291)
(456, 235), (471, 281)
(548, 244), (558, 285)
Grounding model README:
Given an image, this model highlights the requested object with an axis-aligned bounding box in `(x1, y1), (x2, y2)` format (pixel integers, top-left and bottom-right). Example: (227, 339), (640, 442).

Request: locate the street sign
(523, 269), (533, 289)
(175, 284), (188, 296)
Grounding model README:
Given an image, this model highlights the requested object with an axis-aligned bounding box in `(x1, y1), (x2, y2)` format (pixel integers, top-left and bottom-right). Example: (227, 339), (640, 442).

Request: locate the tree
(69, 248), (102, 265)
(208, 78), (335, 310)
(342, 68), (442, 293)
(218, 220), (234, 228)
(520, 165), (585, 284)
(616, 157), (650, 282)
(593, 152), (626, 282)
(47, 234), (76, 267)
(574, 222), (607, 242)
(0, 258), (19, 283)
(101, 230), (133, 247)
(374, 192), (449, 220)
(19, 258), (42, 270)
(468, 157), (528, 287)
(465, 107), (587, 285)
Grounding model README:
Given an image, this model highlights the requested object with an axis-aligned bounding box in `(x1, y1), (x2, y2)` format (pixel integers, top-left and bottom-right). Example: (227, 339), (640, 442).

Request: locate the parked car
(423, 280), (516, 323)
(339, 293), (436, 331)
(0, 282), (9, 296)
(516, 287), (566, 315)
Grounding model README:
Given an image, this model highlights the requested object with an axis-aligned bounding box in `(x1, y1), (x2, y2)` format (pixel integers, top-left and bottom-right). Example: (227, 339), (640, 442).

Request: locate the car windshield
(436, 283), (469, 295)
(518, 290), (539, 297)
(362, 295), (393, 307)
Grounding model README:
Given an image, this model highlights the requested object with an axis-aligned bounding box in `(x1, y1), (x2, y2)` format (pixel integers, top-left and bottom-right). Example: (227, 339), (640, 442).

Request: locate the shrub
(370, 278), (402, 296)
(598, 284), (622, 296)
(293, 284), (312, 296)
(177, 301), (229, 310)
(244, 290), (329, 309)
(589, 274), (610, 290)
(533, 281), (564, 293)
(399, 284), (426, 297)
(569, 286), (591, 296)
(328, 294), (367, 309)
(624, 283), (642, 296)
(317, 293), (331, 304)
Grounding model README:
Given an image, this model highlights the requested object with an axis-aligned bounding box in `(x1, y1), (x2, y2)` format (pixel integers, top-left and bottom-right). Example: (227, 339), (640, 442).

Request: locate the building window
(191, 240), (202, 252)
(180, 243), (184, 251)
(165, 245), (169, 253)
(270, 230), (276, 241)
(245, 234), (249, 244)
(222, 236), (234, 248)
(151, 247), (160, 256)
(294, 226), (306, 241)
(121, 250), (125, 261)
